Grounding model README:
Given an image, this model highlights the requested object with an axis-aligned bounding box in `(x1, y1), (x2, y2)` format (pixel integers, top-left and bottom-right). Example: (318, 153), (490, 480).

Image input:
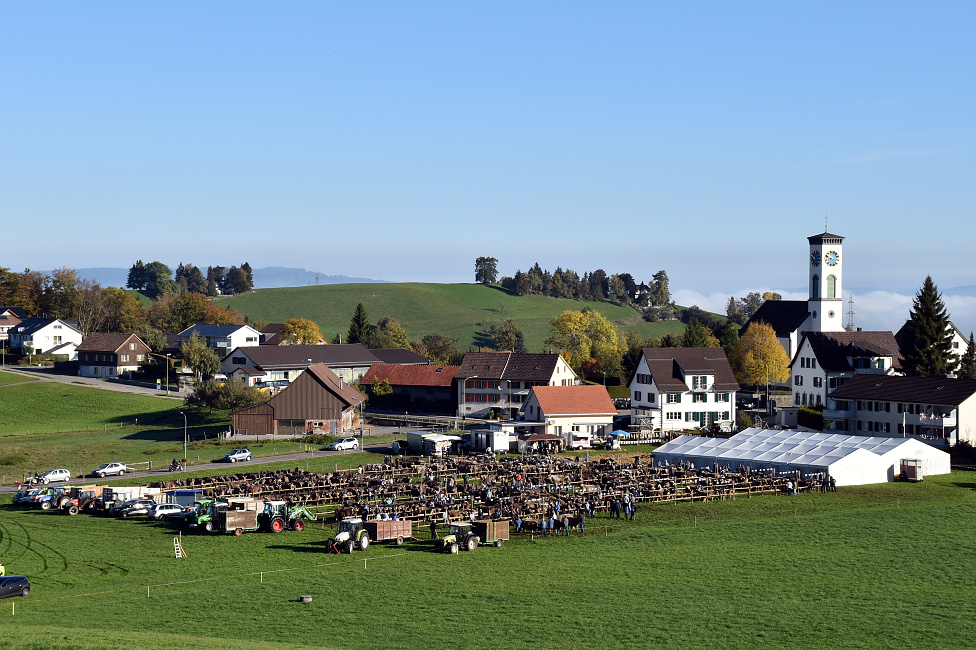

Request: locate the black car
(109, 498), (156, 518)
(0, 575), (30, 599)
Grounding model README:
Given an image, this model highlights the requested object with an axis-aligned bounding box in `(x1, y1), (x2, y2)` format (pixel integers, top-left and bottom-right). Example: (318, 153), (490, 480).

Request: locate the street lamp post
(460, 375), (478, 421)
(165, 353), (171, 396)
(179, 411), (188, 463)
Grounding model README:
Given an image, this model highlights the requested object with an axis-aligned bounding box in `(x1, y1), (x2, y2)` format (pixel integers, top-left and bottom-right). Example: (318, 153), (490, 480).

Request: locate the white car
(91, 462), (127, 478)
(223, 448), (252, 463)
(36, 468), (71, 484)
(327, 437), (359, 451)
(148, 503), (185, 520)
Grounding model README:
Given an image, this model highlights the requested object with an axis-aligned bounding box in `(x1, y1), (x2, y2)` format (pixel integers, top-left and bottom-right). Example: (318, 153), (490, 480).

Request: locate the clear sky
(2, 2), (974, 332)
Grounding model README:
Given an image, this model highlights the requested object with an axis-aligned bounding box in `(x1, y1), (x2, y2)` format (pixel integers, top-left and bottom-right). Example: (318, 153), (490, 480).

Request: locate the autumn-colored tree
(13, 270), (47, 316)
(180, 332), (221, 381)
(731, 321), (790, 388)
(369, 316), (410, 349)
(544, 309), (622, 373)
(279, 318), (323, 345)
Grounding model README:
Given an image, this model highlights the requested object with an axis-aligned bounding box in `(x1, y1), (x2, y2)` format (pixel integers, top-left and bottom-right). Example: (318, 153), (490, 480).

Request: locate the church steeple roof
(808, 232), (844, 244)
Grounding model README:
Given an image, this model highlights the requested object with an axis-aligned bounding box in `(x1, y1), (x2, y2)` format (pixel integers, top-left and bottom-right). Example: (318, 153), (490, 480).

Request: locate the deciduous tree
(369, 316), (410, 349)
(489, 318), (525, 353)
(411, 333), (461, 365)
(901, 276), (957, 377)
(731, 321), (790, 388)
(475, 257), (499, 285)
(185, 379), (265, 413)
(681, 321), (720, 348)
(180, 332), (221, 381)
(279, 318), (323, 345)
(544, 309), (622, 373)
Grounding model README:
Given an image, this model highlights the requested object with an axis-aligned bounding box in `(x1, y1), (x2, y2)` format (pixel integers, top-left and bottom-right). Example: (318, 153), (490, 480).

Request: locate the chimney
(857, 327), (862, 332)
(339, 377), (344, 390)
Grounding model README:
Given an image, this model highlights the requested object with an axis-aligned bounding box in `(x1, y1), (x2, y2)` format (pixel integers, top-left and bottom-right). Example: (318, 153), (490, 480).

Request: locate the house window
(877, 359), (886, 370)
(634, 391), (641, 402)
(666, 412), (681, 420)
(648, 393), (655, 403)
(120, 355), (129, 362)
(693, 393), (707, 403)
(715, 393), (729, 403)
(129, 343), (137, 350)
(794, 376), (803, 386)
(813, 377), (822, 388)
(137, 355), (144, 361)
(232, 357), (245, 364)
(666, 393), (681, 404)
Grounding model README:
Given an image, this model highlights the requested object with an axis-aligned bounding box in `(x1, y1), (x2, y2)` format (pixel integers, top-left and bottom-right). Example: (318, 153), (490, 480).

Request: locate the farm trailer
(364, 519), (414, 546)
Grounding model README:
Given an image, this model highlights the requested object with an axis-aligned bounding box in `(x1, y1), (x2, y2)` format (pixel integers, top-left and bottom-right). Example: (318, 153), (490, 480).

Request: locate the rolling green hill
(215, 283), (686, 352)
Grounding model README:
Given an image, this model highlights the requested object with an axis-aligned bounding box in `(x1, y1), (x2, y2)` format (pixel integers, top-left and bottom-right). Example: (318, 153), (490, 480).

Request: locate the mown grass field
(0, 370), (37, 386)
(2, 471), (975, 649)
(215, 282), (687, 351)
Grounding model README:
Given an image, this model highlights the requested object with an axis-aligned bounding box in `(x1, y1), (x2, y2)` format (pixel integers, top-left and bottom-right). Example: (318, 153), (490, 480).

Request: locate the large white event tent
(653, 428), (950, 487)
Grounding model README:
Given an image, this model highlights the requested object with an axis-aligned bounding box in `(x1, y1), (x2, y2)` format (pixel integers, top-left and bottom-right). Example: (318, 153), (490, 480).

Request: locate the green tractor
(260, 501), (317, 532)
(437, 522), (480, 553)
(184, 499), (220, 532)
(326, 517), (371, 553)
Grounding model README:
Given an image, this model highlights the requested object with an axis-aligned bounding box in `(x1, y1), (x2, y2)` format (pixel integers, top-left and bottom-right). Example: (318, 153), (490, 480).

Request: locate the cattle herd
(153, 453), (827, 531)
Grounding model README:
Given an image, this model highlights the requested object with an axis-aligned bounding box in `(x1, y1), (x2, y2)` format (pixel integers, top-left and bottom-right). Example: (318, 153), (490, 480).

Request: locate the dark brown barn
(230, 363), (365, 436)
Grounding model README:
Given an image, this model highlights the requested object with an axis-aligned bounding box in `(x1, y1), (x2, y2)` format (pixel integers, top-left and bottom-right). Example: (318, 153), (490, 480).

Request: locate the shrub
(797, 406), (824, 430)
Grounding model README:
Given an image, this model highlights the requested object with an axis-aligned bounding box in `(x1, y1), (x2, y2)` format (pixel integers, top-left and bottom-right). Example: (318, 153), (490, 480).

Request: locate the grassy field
(2, 470), (975, 649)
(0, 370), (38, 386)
(215, 282), (687, 352)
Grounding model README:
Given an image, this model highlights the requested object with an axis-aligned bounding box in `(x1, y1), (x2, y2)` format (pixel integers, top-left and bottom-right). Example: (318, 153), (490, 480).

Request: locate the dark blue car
(0, 575), (30, 598)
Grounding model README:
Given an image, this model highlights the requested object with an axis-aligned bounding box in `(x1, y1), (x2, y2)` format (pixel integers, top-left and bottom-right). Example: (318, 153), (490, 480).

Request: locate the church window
(827, 275), (836, 299)
(812, 275), (820, 299)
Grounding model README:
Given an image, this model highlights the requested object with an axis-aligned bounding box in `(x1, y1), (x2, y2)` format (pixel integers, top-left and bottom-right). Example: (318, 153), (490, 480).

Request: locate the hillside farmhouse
(522, 384), (617, 448)
(8, 318), (83, 357)
(76, 333), (151, 378)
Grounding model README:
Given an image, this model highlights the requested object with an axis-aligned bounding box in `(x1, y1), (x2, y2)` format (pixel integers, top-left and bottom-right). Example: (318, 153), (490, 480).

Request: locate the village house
(8, 318), (83, 357)
(522, 384), (617, 449)
(629, 347), (739, 432)
(76, 333), (152, 378)
(0, 307), (27, 345)
(230, 363), (365, 436)
(825, 374), (976, 446)
(456, 352), (577, 419)
(177, 324), (262, 352)
(790, 330), (902, 408)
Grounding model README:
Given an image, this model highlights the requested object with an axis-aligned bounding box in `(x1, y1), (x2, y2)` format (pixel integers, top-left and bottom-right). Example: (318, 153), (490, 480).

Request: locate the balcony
(916, 414), (956, 427)
(823, 408), (855, 420)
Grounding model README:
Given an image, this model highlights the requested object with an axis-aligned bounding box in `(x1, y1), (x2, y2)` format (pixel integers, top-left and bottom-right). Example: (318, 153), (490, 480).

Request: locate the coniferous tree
(901, 276), (957, 377)
(347, 303), (372, 345)
(958, 333), (976, 380)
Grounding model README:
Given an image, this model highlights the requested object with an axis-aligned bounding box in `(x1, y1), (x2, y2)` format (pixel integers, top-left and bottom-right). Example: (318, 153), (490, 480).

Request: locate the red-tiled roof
(360, 364), (459, 387)
(531, 385), (616, 416)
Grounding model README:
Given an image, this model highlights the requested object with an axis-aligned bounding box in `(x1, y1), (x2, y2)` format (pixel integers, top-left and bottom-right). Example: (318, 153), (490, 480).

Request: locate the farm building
(230, 363), (364, 436)
(653, 428), (950, 486)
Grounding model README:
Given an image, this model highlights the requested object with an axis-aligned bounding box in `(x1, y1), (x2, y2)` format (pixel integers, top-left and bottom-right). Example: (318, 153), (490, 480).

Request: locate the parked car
(148, 503), (185, 520)
(222, 448), (252, 463)
(91, 462), (127, 478)
(0, 576), (30, 599)
(13, 489), (40, 505)
(326, 437), (359, 451)
(109, 498), (156, 518)
(34, 468), (71, 484)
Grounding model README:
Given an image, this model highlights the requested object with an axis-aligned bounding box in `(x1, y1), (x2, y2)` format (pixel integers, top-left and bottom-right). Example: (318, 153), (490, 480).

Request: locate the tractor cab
(330, 517), (369, 553)
(439, 522), (480, 553)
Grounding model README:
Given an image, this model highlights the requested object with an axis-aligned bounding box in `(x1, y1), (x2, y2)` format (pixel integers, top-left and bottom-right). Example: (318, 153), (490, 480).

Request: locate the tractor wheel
(234, 528), (243, 537)
(270, 517), (285, 533)
(67, 505), (79, 516)
(345, 540), (355, 554)
(203, 521), (213, 532)
(359, 534), (370, 551)
(495, 539), (503, 548)
(40, 501), (51, 510)
(395, 536), (404, 546)
(292, 520), (305, 532)
(465, 537), (477, 552)
(449, 542), (459, 554)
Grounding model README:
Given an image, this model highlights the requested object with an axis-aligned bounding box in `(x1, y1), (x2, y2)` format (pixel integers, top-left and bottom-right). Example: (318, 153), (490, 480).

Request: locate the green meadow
(215, 282), (686, 351)
(2, 471), (975, 649)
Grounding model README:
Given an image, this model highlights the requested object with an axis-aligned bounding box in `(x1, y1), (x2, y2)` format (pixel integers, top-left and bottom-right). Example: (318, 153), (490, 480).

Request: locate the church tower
(807, 231), (844, 332)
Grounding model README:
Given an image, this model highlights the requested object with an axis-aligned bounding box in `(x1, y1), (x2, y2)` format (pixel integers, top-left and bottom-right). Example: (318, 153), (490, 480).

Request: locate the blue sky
(2, 2), (974, 333)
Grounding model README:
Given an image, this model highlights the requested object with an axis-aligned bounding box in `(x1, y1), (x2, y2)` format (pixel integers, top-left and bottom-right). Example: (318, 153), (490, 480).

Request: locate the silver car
(91, 462), (127, 477)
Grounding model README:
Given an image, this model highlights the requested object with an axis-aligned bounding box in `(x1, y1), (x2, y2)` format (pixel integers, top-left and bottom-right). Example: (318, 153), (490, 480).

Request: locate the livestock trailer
(364, 519), (413, 545)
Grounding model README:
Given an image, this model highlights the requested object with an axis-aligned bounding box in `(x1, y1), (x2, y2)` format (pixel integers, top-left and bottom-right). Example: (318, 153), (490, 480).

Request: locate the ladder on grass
(174, 537), (187, 559)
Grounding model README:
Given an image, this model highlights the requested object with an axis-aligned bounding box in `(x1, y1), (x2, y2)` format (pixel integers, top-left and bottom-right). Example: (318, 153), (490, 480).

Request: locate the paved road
(1, 442), (394, 495)
(0, 365), (187, 399)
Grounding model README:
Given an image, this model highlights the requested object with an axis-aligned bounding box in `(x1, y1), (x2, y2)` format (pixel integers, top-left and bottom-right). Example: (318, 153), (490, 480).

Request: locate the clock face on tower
(825, 250), (839, 266)
(810, 251), (821, 267)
